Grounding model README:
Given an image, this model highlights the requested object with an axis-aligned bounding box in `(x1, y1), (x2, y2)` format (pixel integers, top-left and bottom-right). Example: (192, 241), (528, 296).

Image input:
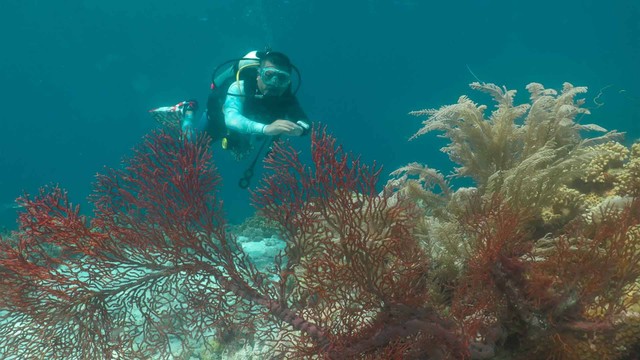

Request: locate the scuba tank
(211, 51), (260, 91)
(206, 51), (262, 144)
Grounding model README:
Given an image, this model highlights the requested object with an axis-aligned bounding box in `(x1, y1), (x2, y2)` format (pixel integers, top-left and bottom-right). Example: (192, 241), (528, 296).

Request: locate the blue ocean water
(0, 0), (638, 230)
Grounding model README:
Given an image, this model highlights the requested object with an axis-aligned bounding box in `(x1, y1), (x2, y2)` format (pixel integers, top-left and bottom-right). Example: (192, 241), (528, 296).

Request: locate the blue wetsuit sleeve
(223, 81), (267, 134)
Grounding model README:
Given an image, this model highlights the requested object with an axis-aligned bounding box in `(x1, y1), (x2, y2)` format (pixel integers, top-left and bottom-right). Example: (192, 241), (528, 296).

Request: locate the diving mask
(259, 67), (291, 88)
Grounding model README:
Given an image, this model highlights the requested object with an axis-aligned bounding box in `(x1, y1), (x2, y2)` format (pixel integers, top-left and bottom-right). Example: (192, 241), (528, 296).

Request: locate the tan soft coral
(392, 82), (640, 359)
(391, 82), (623, 277)
(408, 82), (621, 215)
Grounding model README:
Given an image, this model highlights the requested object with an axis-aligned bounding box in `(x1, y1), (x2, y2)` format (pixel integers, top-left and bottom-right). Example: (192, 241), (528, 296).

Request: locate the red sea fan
(0, 129), (270, 359)
(449, 194), (640, 358)
(1, 125), (477, 360)
(253, 126), (467, 359)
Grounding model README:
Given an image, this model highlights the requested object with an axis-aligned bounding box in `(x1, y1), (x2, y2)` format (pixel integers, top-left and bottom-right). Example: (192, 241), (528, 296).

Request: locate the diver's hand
(263, 119), (303, 136)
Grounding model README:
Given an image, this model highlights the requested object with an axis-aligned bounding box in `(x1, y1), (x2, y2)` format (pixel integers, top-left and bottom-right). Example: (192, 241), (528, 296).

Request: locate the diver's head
(257, 51), (292, 97)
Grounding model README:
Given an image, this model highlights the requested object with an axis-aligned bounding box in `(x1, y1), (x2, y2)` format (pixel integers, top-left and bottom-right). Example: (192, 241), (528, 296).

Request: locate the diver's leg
(195, 111), (209, 132)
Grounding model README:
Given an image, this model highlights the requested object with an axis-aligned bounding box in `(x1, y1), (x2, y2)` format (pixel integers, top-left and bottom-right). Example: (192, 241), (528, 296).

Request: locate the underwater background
(1, 0), (638, 229)
(1, 1), (640, 359)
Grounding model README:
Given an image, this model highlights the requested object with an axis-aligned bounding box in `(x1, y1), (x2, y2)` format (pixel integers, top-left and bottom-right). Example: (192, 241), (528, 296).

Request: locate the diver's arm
(264, 120), (304, 136)
(223, 81), (267, 134)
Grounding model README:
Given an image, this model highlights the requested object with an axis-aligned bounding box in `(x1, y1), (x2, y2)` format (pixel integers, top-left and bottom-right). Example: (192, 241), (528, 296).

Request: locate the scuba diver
(150, 49), (311, 188)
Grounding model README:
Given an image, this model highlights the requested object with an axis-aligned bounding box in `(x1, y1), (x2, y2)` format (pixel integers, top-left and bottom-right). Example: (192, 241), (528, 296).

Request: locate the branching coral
(408, 82), (621, 213)
(395, 82), (640, 359)
(253, 128), (467, 359)
(445, 194), (640, 359)
(0, 129), (326, 359)
(2, 81), (637, 360)
(615, 142), (640, 196)
(525, 197), (640, 359)
(581, 141), (630, 184)
(0, 126), (476, 360)
(386, 162), (452, 217)
(2, 133), (240, 358)
(397, 82), (638, 237)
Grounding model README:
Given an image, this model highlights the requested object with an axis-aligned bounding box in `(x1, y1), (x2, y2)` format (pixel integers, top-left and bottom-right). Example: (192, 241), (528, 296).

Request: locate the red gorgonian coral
(0, 126), (466, 359)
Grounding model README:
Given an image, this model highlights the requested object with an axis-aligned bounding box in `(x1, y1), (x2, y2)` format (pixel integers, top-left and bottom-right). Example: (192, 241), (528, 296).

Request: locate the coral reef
(0, 81), (637, 359)
(230, 214), (281, 240)
(397, 82), (640, 359)
(0, 126), (470, 359)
